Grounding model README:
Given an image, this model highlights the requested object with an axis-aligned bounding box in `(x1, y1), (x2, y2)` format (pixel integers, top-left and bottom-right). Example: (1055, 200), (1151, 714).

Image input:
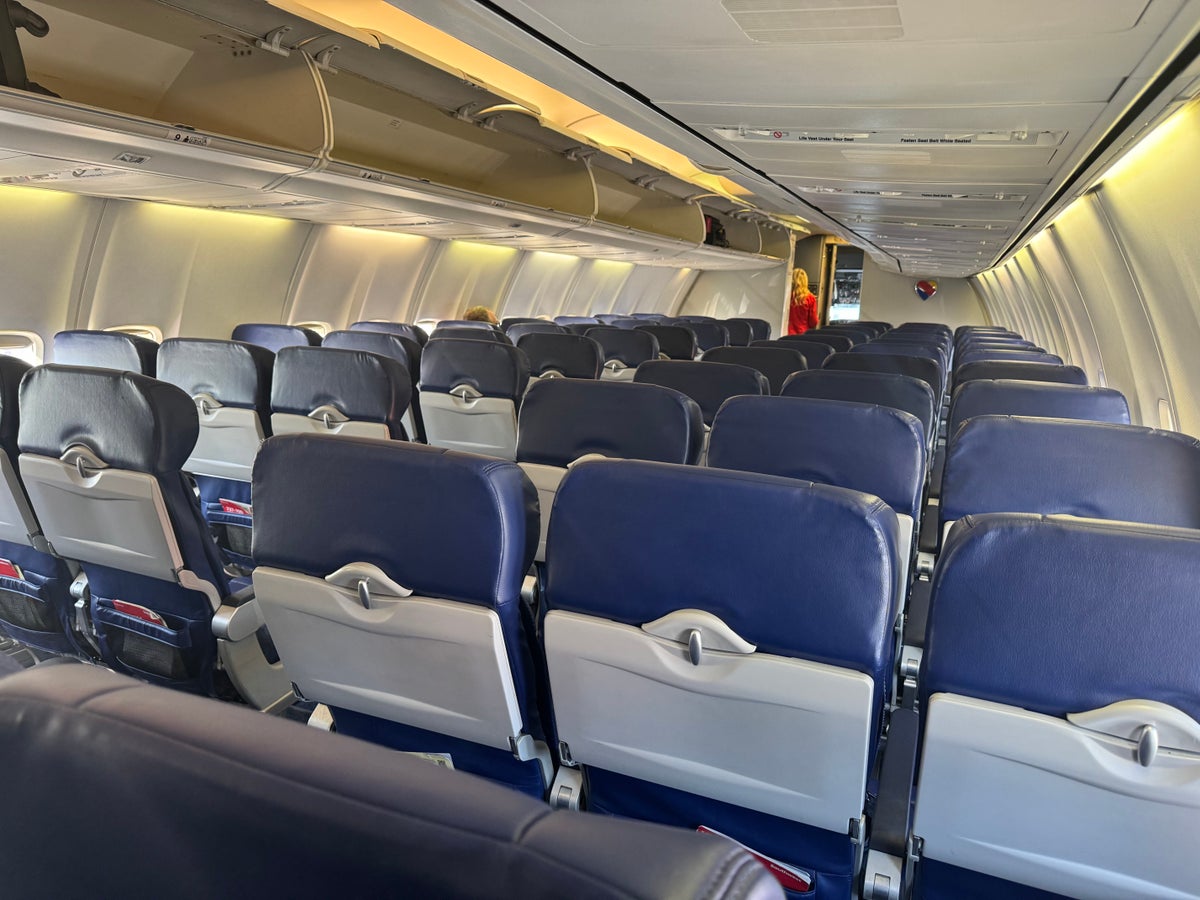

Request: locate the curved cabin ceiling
(369, 0), (1200, 276)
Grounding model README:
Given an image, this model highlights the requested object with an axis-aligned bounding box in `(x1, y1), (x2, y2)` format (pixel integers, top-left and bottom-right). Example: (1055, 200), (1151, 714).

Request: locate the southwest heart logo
(915, 279), (938, 300)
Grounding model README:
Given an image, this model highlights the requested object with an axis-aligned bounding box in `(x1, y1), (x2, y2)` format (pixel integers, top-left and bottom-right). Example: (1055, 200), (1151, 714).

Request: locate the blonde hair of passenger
(792, 268), (810, 296)
(463, 305), (499, 324)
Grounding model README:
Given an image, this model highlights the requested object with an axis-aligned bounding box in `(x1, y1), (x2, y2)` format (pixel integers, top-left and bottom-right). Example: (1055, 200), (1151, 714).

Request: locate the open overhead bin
(0, 0), (797, 269)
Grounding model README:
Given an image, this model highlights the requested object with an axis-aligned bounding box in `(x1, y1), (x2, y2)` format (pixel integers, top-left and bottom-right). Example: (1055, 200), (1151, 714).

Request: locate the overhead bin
(0, 0), (794, 269)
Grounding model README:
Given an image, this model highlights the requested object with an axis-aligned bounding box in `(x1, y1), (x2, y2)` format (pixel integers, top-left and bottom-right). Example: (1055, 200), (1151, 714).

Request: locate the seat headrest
(0, 665), (776, 900)
(254, 435), (537, 605)
(850, 342), (947, 369)
(157, 339), (274, 415)
(700, 345), (807, 394)
(757, 338), (834, 369)
(729, 317), (771, 342)
(19, 365), (197, 475)
(955, 325), (1015, 339)
(553, 316), (599, 326)
(516, 333), (602, 379)
(506, 322), (567, 343)
(272, 347), (410, 437)
(0, 356), (30, 465)
(419, 338), (530, 399)
(898, 323), (952, 336)
(709, 396), (926, 521)
(719, 320), (753, 346)
(433, 327), (512, 345)
(585, 327), (659, 367)
(956, 349), (1062, 368)
(942, 416), (1200, 528)
(436, 320), (500, 331)
(545, 459), (900, 691)
(687, 322), (730, 352)
(926, 514), (1200, 722)
(517, 379), (704, 467)
(949, 379), (1129, 435)
(815, 327), (870, 346)
(634, 360), (768, 424)
(954, 360), (1087, 386)
(781, 369), (936, 441)
(52, 330), (158, 376)
(322, 330), (415, 371)
(349, 321), (428, 346)
(792, 332), (851, 352)
(824, 352), (942, 396)
(634, 325), (697, 360)
(499, 317), (543, 331)
(231, 324), (321, 353)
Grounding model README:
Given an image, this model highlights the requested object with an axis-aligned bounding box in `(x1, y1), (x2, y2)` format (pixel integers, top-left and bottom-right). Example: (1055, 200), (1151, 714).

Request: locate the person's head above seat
(464, 306), (499, 325)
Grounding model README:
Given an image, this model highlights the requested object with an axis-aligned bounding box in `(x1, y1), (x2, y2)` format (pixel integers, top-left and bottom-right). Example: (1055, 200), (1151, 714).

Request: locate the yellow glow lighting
(1094, 100), (1194, 188)
(269, 0), (779, 211)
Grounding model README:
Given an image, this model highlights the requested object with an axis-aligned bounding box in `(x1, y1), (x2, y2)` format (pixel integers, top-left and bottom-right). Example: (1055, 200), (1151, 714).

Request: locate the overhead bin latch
(256, 26), (292, 57)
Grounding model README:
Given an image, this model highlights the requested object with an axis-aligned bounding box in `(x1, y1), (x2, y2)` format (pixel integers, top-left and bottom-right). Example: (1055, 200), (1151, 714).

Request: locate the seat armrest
(212, 585), (262, 642)
(903, 580), (931, 650)
(863, 707), (920, 900)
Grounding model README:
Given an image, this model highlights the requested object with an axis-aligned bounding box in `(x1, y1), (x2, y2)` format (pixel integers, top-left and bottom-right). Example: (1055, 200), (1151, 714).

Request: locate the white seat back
(421, 393), (518, 459)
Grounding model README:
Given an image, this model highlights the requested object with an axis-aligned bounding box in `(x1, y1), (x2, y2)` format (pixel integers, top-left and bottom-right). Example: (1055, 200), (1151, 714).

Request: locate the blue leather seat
(516, 379), (704, 560)
(782, 370), (937, 449)
(730, 317), (772, 342)
(323, 330), (424, 441)
(824, 352), (943, 404)
(0, 664), (781, 900)
(231, 323), (321, 353)
(701, 345), (807, 395)
(634, 360), (768, 427)
(689, 322), (730, 352)
(814, 326), (872, 347)
(252, 434), (552, 797)
(543, 459), (900, 898)
(854, 321), (893, 336)
(0, 357), (80, 655)
(851, 341), (948, 374)
(635, 325), (697, 360)
(433, 326), (512, 344)
(954, 360), (1087, 386)
(955, 348), (1062, 369)
(499, 316), (543, 332)
(948, 380), (1129, 436)
(17, 366), (288, 707)
(954, 325), (1016, 341)
(895, 323), (952, 339)
(52, 330), (157, 375)
(554, 316), (600, 329)
(940, 416), (1200, 544)
(158, 338), (275, 569)
(419, 338), (530, 459)
(720, 319), (754, 346)
(516, 332), (603, 381)
(586, 327), (660, 380)
(507, 321), (567, 343)
(782, 332), (852, 353)
(436, 319), (502, 331)
(754, 338), (835, 369)
(908, 513), (1200, 899)
(271, 346), (411, 441)
(709, 395), (925, 597)
(349, 320), (428, 346)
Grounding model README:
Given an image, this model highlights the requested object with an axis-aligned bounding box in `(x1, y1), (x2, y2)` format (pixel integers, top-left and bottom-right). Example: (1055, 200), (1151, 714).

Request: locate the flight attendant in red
(788, 267), (819, 334)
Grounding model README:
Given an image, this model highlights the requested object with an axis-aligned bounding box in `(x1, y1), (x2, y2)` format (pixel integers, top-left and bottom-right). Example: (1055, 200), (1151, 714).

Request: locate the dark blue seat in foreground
(903, 514), (1200, 898)
(252, 434), (551, 798)
(53, 330), (157, 375)
(0, 664), (780, 900)
(517, 379), (703, 560)
(17, 367), (288, 708)
(158, 338), (275, 569)
(231, 323), (321, 353)
(544, 459), (900, 898)
(948, 379), (1129, 436)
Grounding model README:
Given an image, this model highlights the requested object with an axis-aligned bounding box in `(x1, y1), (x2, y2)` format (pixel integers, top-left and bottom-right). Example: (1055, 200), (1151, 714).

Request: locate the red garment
(788, 291), (819, 334)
